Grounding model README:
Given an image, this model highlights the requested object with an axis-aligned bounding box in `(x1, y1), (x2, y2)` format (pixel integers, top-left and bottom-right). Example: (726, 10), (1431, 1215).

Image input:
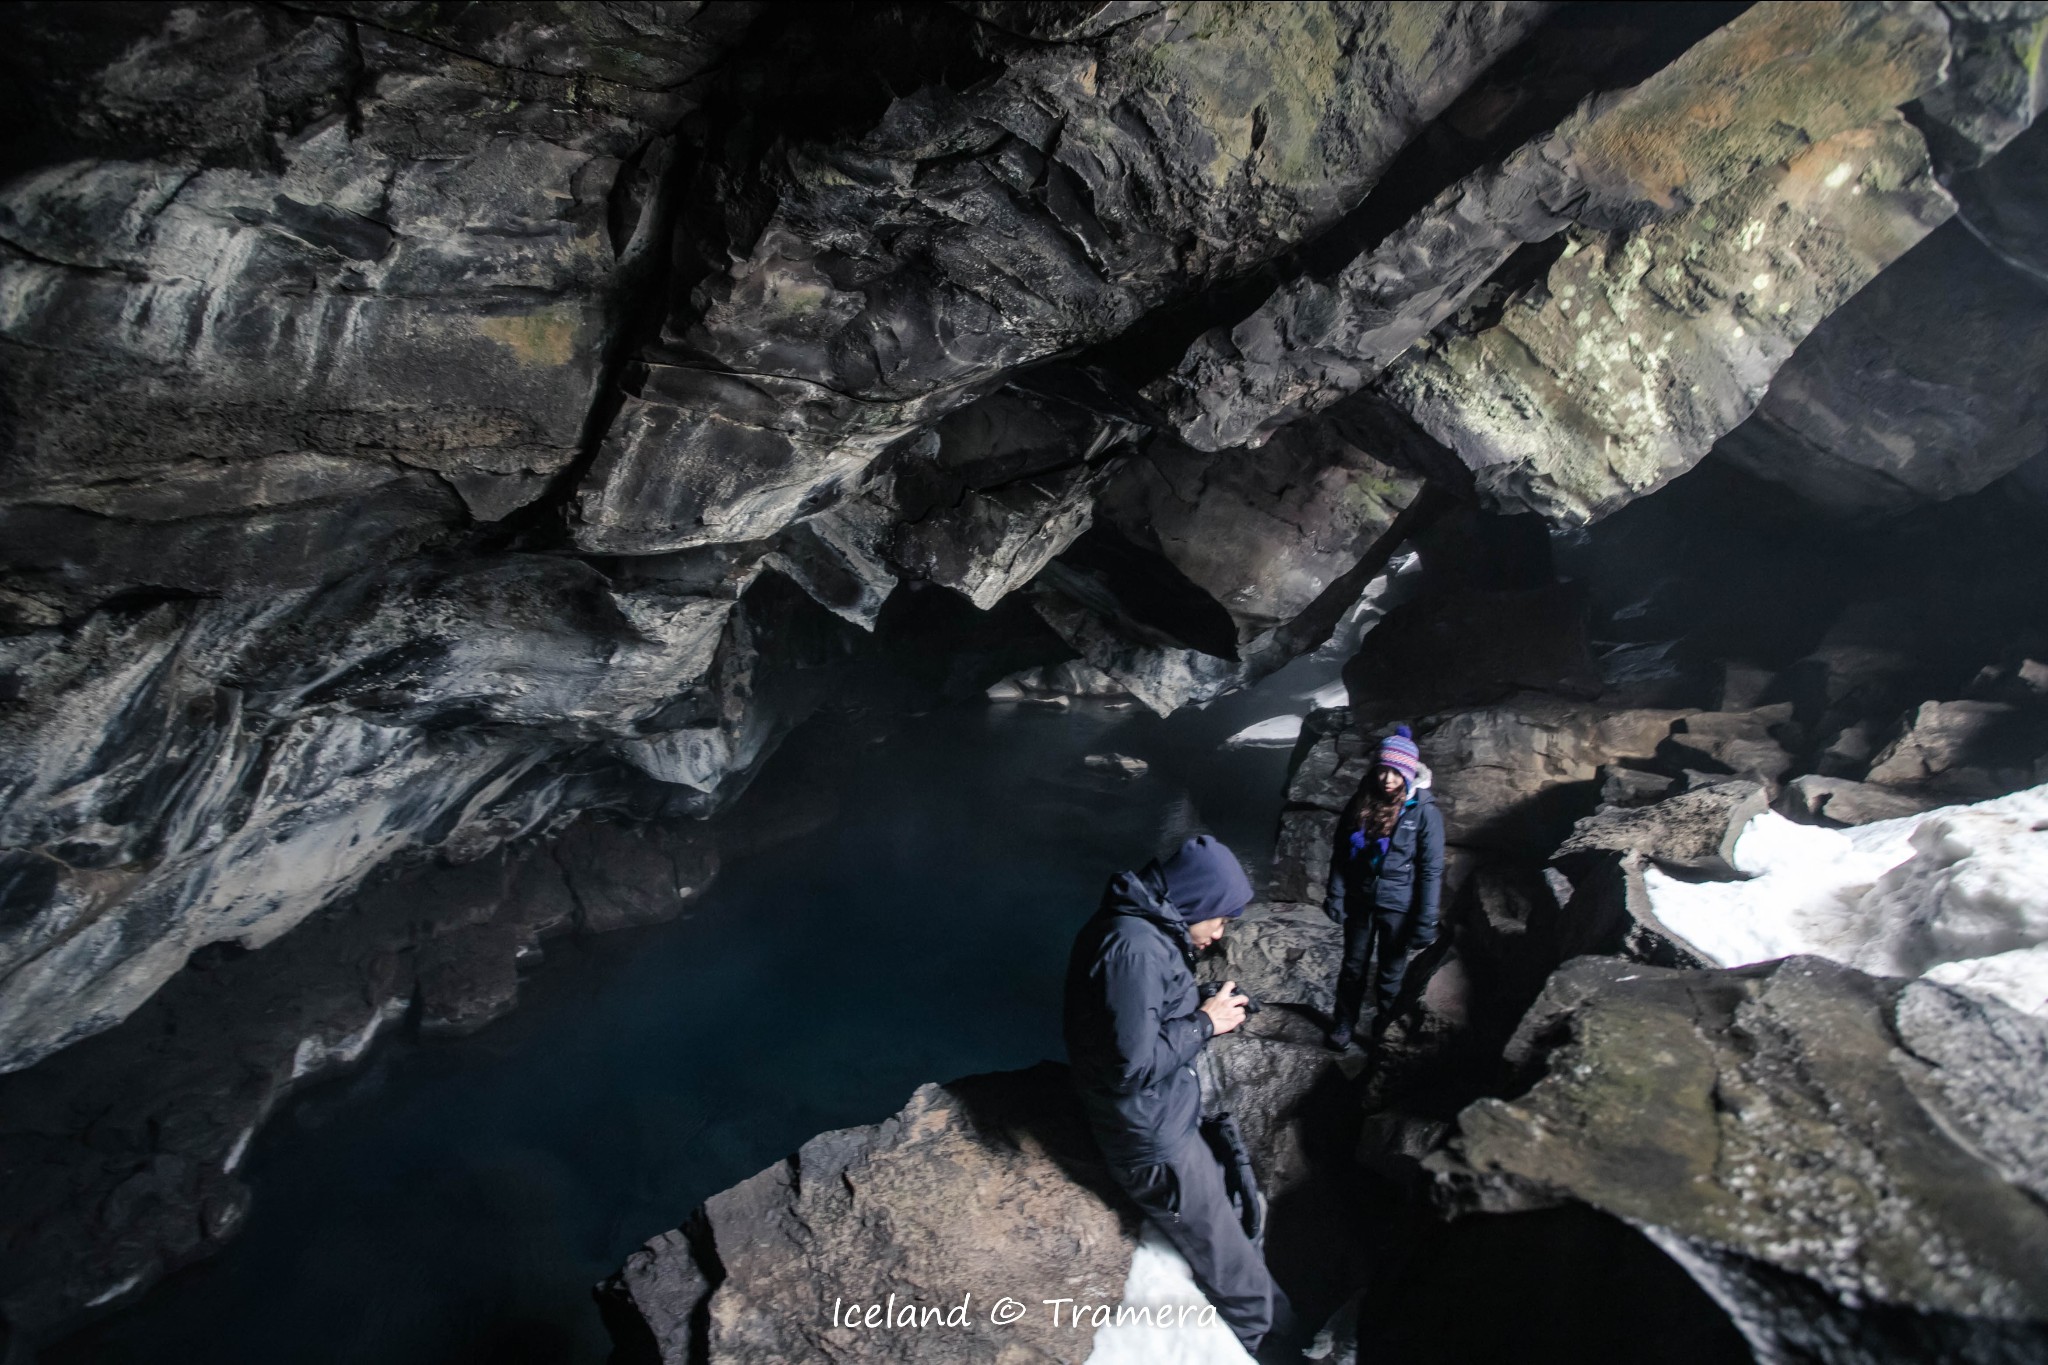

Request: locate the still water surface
(51, 653), (1333, 1365)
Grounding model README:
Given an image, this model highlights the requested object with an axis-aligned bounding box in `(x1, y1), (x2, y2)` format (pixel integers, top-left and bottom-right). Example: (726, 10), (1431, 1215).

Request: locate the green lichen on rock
(1384, 113), (1955, 523)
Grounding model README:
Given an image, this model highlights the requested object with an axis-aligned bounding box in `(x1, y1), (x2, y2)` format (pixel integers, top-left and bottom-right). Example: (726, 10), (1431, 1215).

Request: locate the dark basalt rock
(598, 1064), (1137, 1365)
(572, 2), (1550, 554)
(1342, 582), (1605, 714)
(1554, 778), (1769, 878)
(1430, 955), (2048, 1364)
(1782, 774), (1946, 827)
(0, 552), (795, 1073)
(0, 1), (739, 608)
(1863, 698), (2048, 801)
(1715, 201), (2048, 518)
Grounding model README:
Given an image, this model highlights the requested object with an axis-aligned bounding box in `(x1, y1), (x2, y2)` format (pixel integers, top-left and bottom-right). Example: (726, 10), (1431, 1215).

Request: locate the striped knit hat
(1376, 724), (1422, 784)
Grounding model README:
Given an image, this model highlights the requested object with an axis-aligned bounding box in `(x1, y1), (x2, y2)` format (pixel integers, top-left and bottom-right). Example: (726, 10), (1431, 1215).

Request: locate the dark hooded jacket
(1325, 772), (1445, 938)
(1064, 841), (1250, 1167)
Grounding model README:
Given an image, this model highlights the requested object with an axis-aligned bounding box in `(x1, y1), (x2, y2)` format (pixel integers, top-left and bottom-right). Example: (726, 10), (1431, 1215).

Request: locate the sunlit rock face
(1161, 1), (2048, 523)
(1, 1), (2044, 1089)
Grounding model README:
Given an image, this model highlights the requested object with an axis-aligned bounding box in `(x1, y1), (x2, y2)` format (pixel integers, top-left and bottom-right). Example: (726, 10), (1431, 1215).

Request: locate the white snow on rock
(1303, 681), (1349, 709)
(1084, 1224), (1251, 1365)
(1645, 783), (2048, 1016)
(1225, 715), (1303, 748)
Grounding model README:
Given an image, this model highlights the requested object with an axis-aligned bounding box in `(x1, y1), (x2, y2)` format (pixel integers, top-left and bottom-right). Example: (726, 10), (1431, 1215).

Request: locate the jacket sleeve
(1324, 832), (1347, 920)
(1097, 942), (1212, 1095)
(1415, 802), (1446, 938)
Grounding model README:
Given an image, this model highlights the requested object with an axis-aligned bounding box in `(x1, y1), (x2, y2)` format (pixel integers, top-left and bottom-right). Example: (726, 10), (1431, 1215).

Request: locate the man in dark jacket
(1064, 835), (1285, 1355)
(1324, 725), (1445, 1050)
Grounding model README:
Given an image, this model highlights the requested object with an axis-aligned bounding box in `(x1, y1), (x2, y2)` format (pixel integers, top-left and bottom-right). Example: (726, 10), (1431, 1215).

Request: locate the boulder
(416, 924), (525, 1037)
(605, 901), (1359, 1363)
(1430, 956), (2048, 1364)
(555, 821), (721, 936)
(1597, 764), (1676, 809)
(1545, 851), (1711, 971)
(598, 1065), (1134, 1365)
(1416, 698), (1688, 853)
(1555, 779), (1770, 878)
(1273, 697), (1690, 903)
(1782, 774), (1944, 827)
(1865, 699), (2048, 799)
(1656, 705), (1798, 788)
(1202, 902), (1344, 1018)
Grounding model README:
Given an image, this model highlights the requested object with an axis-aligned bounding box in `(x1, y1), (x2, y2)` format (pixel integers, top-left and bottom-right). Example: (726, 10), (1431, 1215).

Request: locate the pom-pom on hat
(1376, 724), (1422, 785)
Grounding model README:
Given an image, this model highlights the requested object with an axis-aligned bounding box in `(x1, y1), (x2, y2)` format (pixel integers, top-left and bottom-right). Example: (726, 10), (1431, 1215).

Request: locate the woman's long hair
(1355, 767), (1406, 841)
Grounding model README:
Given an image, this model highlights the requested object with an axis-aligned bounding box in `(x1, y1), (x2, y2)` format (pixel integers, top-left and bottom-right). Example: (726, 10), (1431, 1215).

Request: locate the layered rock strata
(1163, 1), (2048, 522)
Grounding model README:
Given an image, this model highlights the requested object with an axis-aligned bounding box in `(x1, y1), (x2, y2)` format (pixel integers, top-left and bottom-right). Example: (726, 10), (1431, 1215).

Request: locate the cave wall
(2, 0), (2045, 1078)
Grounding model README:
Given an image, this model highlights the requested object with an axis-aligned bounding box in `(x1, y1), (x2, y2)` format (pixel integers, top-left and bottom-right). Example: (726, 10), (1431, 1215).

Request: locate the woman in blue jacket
(1323, 725), (1445, 1049)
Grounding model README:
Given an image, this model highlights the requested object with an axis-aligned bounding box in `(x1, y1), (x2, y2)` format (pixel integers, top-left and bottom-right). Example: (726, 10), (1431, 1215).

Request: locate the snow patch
(1225, 715), (1302, 748)
(1084, 1223), (1251, 1365)
(289, 993), (408, 1082)
(86, 1271), (145, 1308)
(222, 1123), (259, 1175)
(1645, 783), (2048, 1015)
(1304, 681), (1349, 709)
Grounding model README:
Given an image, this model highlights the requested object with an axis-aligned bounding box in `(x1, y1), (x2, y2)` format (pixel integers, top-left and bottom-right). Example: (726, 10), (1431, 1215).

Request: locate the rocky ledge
(605, 898), (2048, 1365)
(1432, 955), (2048, 1365)
(598, 1000), (1355, 1364)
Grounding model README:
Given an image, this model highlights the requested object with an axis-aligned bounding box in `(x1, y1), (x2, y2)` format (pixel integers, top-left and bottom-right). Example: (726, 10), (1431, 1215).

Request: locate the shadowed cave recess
(3, 2), (2048, 1363)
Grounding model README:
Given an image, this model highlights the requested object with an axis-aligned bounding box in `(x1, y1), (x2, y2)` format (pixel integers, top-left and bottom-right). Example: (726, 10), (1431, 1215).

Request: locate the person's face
(1374, 765), (1406, 798)
(1187, 916), (1229, 950)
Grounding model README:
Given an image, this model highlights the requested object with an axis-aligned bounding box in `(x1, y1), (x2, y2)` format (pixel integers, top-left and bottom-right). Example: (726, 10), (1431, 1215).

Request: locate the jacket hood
(1098, 871), (1197, 956)
(1101, 871), (1182, 927)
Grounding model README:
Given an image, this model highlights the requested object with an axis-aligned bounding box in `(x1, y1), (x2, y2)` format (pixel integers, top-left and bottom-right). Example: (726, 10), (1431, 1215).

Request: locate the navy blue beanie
(1147, 835), (1253, 924)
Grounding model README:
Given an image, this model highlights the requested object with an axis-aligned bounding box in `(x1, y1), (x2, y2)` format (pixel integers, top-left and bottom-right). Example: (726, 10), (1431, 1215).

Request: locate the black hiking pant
(1110, 1127), (1285, 1352)
(1333, 906), (1423, 1035)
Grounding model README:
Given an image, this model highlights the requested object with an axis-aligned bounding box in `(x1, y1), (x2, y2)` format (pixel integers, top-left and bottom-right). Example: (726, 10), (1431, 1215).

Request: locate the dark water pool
(47, 655), (1331, 1365)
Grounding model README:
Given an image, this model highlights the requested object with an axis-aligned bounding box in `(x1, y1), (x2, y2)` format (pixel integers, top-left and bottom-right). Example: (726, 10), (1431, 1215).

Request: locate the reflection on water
(49, 648), (1337, 1365)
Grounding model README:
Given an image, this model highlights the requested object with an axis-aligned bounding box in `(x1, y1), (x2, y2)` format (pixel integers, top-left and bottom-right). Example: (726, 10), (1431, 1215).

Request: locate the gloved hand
(1322, 900), (1345, 926)
(1413, 923), (1439, 952)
